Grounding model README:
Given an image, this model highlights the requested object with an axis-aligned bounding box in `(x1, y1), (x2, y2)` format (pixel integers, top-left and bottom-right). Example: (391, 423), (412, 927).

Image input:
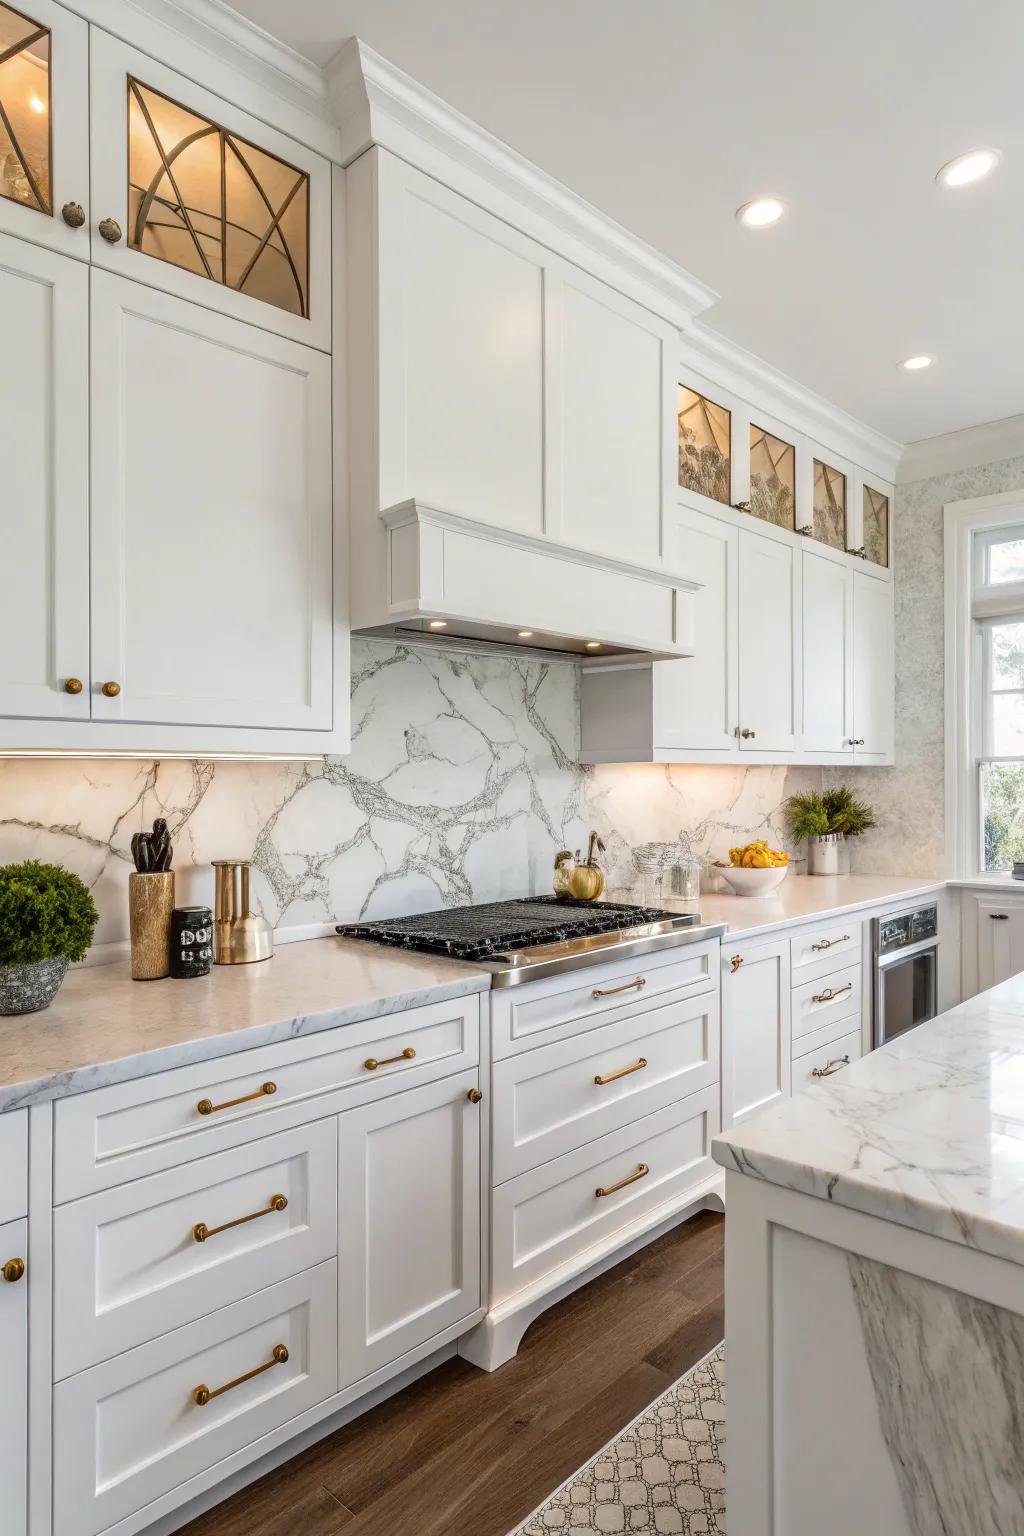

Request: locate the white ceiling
(229, 0), (1024, 446)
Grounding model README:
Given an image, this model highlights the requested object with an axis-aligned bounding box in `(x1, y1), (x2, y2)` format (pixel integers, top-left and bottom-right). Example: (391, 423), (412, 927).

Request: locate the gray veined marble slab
(0, 938), (489, 1113)
(713, 971), (1024, 1267)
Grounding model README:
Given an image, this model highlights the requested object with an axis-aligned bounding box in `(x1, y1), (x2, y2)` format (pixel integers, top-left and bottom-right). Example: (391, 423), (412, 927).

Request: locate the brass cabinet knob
(2, 1258), (25, 1283)
(61, 201), (85, 228)
(63, 677), (83, 695)
(98, 217), (122, 244)
(100, 680), (121, 697)
(467, 1088), (483, 1104)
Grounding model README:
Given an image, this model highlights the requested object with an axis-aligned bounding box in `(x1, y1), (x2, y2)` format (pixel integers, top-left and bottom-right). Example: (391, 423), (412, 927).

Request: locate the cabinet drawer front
(53, 1261), (337, 1536)
(53, 1119), (338, 1380)
(0, 1111), (28, 1224)
(492, 1089), (719, 1303)
(791, 964), (862, 1045)
(491, 940), (717, 1059)
(54, 996), (480, 1200)
(492, 990), (720, 1182)
(790, 920), (862, 980)
(792, 1028), (863, 1092)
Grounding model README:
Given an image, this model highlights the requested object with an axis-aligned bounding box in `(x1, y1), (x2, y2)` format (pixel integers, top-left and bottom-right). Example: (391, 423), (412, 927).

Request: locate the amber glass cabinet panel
(862, 485), (889, 567)
(749, 424), (795, 530)
(678, 384), (731, 505)
(812, 459), (847, 550)
(127, 78), (309, 318)
(0, 2), (51, 215)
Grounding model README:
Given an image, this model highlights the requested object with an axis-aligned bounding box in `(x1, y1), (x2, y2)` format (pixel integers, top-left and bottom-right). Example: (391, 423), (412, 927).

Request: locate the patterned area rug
(512, 1344), (725, 1534)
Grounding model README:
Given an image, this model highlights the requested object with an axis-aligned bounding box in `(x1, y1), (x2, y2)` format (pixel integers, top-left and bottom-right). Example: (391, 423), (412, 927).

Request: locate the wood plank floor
(180, 1210), (724, 1536)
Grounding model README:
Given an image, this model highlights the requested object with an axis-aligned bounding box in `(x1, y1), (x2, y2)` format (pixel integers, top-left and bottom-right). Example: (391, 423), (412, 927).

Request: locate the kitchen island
(713, 973), (1024, 1536)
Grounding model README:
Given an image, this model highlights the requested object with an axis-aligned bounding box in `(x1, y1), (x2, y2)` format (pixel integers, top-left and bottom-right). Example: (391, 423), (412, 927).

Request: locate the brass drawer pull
(596, 1162), (649, 1198)
(811, 1054), (851, 1079)
(197, 1081), (277, 1116)
(364, 1046), (416, 1071)
(811, 934), (850, 952)
(193, 1344), (288, 1406)
(730, 954), (743, 972)
(592, 976), (646, 999)
(2, 1257), (25, 1283)
(193, 1193), (287, 1244)
(595, 1057), (648, 1086)
(811, 982), (853, 1004)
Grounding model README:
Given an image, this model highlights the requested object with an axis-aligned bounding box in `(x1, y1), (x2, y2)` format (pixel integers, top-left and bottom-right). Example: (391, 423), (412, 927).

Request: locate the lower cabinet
(721, 938), (792, 1128)
(962, 890), (1024, 996)
(791, 1025), (863, 1090)
(338, 1070), (482, 1387)
(0, 1217), (28, 1536)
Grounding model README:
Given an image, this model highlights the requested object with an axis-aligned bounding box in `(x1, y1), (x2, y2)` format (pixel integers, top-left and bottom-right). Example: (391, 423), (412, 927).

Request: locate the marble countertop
(0, 939), (489, 1113)
(713, 974), (1024, 1266)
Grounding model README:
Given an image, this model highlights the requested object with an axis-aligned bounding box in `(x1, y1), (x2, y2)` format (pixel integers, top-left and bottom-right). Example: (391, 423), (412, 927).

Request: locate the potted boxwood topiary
(0, 861), (99, 1016)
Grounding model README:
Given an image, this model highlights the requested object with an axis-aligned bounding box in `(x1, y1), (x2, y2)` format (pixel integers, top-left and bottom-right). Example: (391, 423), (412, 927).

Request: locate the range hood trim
(358, 499), (701, 662)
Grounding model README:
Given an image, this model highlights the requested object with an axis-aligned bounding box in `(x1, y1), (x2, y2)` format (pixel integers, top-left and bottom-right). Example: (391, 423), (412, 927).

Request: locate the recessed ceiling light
(428, 619), (447, 629)
(936, 148), (1000, 188)
(517, 630), (534, 639)
(736, 196), (786, 229)
(900, 355), (934, 371)
(585, 641), (602, 650)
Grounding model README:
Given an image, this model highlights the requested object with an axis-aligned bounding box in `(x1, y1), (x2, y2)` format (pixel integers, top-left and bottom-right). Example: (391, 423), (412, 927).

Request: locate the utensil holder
(129, 871), (176, 980)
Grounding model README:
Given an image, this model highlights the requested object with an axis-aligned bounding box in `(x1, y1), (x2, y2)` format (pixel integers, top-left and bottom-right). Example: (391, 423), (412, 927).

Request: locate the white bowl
(718, 864), (789, 898)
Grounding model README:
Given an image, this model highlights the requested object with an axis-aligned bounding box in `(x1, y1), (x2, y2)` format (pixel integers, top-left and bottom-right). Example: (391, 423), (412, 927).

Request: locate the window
(969, 520), (1024, 871)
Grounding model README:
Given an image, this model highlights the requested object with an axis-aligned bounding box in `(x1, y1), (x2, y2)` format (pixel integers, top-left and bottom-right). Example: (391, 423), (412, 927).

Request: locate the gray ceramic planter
(0, 955), (69, 1016)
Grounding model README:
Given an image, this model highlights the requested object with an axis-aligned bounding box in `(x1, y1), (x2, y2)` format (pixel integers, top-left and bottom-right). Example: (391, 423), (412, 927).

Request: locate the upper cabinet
(0, 0), (88, 258)
(89, 31), (331, 349)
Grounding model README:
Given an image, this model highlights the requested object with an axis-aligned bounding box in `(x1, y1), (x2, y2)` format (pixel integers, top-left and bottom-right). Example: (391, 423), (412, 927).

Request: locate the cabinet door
(547, 265), (673, 565)
(852, 569), (895, 762)
(0, 0), (88, 258)
(721, 939), (791, 1128)
(0, 1217), (27, 1535)
(337, 1071), (482, 1388)
(0, 232), (89, 720)
(653, 505), (738, 751)
(737, 528), (798, 752)
(975, 898), (1024, 992)
(801, 548), (853, 755)
(88, 29), (330, 349)
(89, 270), (333, 731)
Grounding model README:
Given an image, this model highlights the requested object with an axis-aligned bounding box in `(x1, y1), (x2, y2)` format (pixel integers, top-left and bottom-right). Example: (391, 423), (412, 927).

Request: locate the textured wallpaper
(0, 639), (818, 953)
(832, 452), (1024, 879)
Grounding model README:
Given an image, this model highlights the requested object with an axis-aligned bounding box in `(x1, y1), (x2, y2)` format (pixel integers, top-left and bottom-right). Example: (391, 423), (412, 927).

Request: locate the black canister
(170, 906), (213, 978)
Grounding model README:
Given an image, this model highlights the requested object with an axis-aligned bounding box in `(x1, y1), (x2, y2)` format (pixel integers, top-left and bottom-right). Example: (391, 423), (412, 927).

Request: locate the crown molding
(897, 413), (1024, 486)
(326, 38), (719, 329)
(681, 321), (903, 483)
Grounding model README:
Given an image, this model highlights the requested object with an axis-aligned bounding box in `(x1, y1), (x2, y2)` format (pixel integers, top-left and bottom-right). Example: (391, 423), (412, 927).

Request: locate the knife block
(128, 871), (176, 980)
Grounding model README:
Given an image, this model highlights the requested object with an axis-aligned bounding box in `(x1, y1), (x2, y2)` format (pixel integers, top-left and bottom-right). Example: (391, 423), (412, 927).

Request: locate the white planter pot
(807, 834), (850, 876)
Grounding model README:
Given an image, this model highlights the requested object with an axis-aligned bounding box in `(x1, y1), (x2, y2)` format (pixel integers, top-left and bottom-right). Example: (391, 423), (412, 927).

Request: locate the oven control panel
(878, 904), (938, 957)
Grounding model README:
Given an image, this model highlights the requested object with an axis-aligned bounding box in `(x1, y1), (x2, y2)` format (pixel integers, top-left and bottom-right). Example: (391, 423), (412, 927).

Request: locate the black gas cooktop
(338, 896), (719, 986)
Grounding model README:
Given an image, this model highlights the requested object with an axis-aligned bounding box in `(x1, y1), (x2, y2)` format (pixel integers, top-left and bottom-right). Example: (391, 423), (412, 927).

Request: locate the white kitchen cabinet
(737, 526), (799, 752)
(88, 28), (331, 350)
(0, 0), (89, 260)
(852, 567), (895, 762)
(337, 1070), (482, 1388)
(0, 1217), (27, 1536)
(88, 270), (335, 733)
(801, 545), (854, 756)
(651, 504), (738, 752)
(721, 938), (792, 1128)
(968, 894), (1024, 994)
(0, 232), (89, 721)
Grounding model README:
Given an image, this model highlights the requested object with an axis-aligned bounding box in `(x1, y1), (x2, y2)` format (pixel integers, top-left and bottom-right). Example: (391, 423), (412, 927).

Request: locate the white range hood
(353, 501), (701, 663)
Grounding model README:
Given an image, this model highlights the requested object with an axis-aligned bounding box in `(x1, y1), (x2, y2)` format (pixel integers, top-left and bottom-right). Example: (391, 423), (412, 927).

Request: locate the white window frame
(945, 490), (1024, 876)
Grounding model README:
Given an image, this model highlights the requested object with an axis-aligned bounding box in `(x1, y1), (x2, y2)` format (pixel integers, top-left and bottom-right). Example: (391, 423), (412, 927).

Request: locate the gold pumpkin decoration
(568, 861), (605, 902)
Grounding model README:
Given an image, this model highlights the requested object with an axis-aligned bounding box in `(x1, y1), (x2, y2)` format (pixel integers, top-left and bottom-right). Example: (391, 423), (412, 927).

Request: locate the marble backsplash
(0, 639), (819, 955)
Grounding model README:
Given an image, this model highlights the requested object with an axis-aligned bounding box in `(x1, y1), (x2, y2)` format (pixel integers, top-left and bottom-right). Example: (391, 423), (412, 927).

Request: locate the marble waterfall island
(714, 973), (1024, 1536)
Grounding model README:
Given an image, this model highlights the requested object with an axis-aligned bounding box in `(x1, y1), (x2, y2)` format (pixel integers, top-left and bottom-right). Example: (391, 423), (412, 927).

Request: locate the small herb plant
(0, 861), (99, 966)
(785, 786), (877, 842)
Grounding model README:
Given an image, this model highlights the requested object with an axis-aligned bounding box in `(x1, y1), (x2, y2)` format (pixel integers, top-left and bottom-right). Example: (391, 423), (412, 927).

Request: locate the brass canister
(128, 871), (176, 980)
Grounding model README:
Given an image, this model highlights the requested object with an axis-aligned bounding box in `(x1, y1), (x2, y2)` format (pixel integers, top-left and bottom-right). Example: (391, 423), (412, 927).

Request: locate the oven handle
(875, 936), (940, 968)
